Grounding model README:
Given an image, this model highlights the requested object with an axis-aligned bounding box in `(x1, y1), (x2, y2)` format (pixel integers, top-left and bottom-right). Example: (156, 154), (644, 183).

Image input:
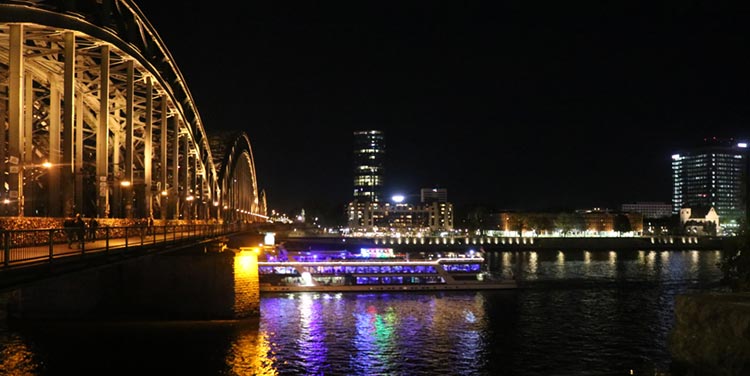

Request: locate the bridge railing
(0, 223), (244, 269)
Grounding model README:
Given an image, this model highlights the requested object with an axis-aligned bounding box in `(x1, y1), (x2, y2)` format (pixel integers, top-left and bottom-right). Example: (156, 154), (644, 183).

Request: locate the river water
(0, 249), (726, 375)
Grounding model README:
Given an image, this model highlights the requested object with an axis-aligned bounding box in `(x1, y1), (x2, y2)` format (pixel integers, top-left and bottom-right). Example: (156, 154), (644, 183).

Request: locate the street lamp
(120, 180), (132, 218)
(186, 195), (194, 221)
(16, 161), (53, 217)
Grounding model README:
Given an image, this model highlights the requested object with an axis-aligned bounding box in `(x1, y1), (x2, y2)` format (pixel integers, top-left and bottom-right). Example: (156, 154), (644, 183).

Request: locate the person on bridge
(74, 214), (86, 247)
(63, 217), (76, 248)
(88, 217), (99, 240)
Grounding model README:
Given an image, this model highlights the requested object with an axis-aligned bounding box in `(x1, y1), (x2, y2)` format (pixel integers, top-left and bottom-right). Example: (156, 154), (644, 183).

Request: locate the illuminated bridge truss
(0, 0), (265, 222)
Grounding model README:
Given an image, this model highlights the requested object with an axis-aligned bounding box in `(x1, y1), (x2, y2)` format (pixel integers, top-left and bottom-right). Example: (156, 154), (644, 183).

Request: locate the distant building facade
(491, 209), (643, 236)
(421, 188), (448, 203)
(347, 187), (454, 233)
(671, 137), (747, 231)
(679, 206), (720, 235)
(621, 202), (672, 219)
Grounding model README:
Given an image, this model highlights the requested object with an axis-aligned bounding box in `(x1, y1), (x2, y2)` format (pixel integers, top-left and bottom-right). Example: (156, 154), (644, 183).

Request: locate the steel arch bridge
(0, 0), (266, 223)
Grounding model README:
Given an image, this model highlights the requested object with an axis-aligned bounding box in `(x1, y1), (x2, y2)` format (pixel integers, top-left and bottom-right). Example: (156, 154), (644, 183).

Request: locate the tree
(526, 215), (552, 235)
(511, 214), (527, 235)
(466, 206), (489, 233)
(704, 221), (717, 236)
(613, 214), (632, 234)
(554, 213), (584, 235)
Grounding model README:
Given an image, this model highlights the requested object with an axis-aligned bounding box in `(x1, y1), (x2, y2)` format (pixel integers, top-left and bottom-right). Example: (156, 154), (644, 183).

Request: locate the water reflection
(254, 292), (494, 376)
(0, 249), (726, 376)
(225, 328), (277, 375)
(499, 249), (724, 284)
(0, 332), (38, 374)
(528, 251), (538, 276)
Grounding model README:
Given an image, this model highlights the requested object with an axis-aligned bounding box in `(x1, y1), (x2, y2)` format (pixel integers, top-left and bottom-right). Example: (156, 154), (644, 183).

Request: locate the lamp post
(186, 194), (194, 222)
(15, 161), (52, 217)
(121, 179), (132, 218)
(160, 189), (168, 221)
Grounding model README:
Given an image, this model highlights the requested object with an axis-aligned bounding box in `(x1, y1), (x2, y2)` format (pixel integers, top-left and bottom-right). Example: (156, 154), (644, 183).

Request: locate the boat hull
(259, 280), (518, 293)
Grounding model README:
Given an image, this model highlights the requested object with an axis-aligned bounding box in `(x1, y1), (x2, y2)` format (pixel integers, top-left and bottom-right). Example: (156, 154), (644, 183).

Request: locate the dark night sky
(136, 2), (750, 222)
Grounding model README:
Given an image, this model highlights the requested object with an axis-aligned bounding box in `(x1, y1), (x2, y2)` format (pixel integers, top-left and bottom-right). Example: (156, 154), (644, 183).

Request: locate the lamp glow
(392, 194), (405, 203)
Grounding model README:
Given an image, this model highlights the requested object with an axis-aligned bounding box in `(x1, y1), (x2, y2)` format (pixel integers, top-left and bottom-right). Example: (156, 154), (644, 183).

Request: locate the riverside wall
(669, 292), (750, 375)
(282, 236), (731, 252)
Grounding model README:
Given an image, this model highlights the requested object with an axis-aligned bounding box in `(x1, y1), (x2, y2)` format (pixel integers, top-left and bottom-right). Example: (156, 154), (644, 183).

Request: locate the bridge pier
(3, 248), (260, 321)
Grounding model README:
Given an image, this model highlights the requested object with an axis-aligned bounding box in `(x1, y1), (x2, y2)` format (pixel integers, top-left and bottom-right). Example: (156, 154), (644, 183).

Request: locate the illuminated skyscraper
(352, 130), (385, 202)
(347, 132), (454, 232)
(671, 137), (748, 231)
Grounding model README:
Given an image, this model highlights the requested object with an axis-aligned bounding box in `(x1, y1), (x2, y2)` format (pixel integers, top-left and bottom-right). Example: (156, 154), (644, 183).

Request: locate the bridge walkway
(0, 223), (247, 292)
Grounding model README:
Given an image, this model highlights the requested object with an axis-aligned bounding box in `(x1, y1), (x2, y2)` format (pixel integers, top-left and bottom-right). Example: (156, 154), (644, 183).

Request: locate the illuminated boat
(257, 247), (517, 292)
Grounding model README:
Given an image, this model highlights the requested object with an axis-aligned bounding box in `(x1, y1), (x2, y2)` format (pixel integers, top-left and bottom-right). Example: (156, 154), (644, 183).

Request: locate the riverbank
(670, 292), (750, 375)
(279, 235), (731, 252)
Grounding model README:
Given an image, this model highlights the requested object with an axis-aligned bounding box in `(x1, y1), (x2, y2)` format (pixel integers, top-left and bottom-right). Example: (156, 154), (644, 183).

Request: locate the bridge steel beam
(62, 31), (76, 217)
(8, 24), (22, 216)
(22, 71), (32, 215)
(171, 117), (179, 220)
(124, 60), (134, 219)
(97, 45), (110, 218)
(159, 96), (168, 221)
(48, 81), (62, 217)
(144, 77), (153, 219)
(181, 131), (189, 220)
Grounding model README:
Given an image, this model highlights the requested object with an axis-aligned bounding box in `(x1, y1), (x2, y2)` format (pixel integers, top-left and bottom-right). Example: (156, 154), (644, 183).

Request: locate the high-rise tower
(352, 130), (385, 202)
(671, 137), (748, 231)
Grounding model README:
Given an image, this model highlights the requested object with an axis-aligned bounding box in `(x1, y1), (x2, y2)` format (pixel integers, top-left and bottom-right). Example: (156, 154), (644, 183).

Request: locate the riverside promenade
(280, 234), (731, 252)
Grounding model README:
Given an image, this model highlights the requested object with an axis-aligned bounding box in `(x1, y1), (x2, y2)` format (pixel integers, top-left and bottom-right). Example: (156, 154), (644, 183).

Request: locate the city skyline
(137, 2), (750, 218)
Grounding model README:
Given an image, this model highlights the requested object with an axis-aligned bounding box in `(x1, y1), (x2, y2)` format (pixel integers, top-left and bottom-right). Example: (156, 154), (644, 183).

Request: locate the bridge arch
(0, 1), (261, 223)
(211, 132), (266, 223)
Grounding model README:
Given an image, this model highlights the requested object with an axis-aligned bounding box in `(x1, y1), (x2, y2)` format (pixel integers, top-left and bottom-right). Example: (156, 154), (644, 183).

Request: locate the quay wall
(282, 236), (730, 252)
(5, 249), (259, 321)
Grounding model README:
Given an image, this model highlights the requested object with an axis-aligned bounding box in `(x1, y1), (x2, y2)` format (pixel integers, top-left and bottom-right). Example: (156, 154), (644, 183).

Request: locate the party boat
(257, 247), (517, 293)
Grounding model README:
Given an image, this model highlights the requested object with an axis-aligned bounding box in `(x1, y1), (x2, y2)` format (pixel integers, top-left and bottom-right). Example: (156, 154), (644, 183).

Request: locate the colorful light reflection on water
(258, 291), (495, 375)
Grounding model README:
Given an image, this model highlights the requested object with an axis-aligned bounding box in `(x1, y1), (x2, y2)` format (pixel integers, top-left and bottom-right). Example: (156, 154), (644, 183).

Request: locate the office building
(621, 202), (672, 219)
(352, 130), (385, 202)
(420, 188), (448, 203)
(671, 137), (748, 231)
